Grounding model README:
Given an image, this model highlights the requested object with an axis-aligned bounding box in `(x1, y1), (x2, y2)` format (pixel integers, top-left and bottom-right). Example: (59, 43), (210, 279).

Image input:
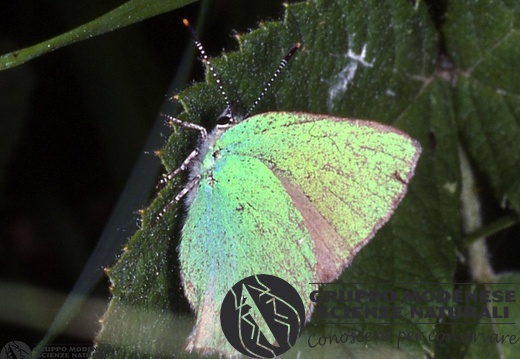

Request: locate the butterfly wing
(180, 112), (421, 356)
(217, 112), (422, 283)
(179, 154), (317, 356)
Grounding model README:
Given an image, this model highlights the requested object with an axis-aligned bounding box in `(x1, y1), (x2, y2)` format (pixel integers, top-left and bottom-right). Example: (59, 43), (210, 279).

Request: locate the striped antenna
(183, 19), (232, 113)
(244, 43), (301, 118)
(183, 19), (300, 120)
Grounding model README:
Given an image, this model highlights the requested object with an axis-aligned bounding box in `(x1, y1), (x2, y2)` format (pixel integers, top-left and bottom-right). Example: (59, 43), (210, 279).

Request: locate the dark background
(0, 0), (289, 348)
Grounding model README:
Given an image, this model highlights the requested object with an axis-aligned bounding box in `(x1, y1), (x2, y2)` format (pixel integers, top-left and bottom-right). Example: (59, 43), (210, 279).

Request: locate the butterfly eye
(216, 106), (236, 127)
(216, 114), (233, 126)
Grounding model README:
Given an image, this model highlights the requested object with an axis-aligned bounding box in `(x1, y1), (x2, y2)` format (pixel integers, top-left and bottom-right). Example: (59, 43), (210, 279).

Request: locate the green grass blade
(0, 0), (197, 71)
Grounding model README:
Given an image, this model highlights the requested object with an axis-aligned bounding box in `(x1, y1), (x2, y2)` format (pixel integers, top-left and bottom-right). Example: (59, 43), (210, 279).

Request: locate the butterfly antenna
(183, 19), (232, 112)
(244, 43), (301, 119)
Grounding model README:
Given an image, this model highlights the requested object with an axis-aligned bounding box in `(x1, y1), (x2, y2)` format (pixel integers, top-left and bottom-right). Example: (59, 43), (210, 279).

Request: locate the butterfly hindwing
(179, 153), (317, 354)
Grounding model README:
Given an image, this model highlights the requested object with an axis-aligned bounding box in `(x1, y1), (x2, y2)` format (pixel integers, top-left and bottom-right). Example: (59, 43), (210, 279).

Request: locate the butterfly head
(216, 106), (238, 128)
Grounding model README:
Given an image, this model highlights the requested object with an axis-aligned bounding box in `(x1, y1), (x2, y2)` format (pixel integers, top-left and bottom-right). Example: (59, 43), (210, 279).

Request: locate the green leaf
(437, 275), (520, 359)
(0, 0), (196, 71)
(444, 0), (520, 213)
(94, 0), (520, 358)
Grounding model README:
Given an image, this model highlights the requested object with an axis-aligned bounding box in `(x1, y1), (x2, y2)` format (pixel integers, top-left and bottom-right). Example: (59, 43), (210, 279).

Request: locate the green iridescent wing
(179, 111), (421, 356)
(217, 112), (421, 282)
(179, 154), (317, 356)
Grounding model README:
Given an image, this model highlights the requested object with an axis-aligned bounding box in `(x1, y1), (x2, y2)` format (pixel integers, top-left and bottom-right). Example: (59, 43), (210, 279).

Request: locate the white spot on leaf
(328, 42), (374, 110)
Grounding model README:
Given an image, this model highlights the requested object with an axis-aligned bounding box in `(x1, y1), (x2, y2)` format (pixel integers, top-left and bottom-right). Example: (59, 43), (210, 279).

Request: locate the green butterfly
(159, 20), (421, 357)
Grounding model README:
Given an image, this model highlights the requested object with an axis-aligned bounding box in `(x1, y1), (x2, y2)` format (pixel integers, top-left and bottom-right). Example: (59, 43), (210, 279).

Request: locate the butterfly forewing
(216, 112), (422, 282)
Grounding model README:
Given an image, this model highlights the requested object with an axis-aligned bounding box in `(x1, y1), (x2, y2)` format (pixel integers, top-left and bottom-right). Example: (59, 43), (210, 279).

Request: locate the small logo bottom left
(1, 341), (31, 359)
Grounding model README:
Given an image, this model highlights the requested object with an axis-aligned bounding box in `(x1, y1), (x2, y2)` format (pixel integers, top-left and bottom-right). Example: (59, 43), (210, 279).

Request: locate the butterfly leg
(152, 114), (207, 224)
(174, 174), (201, 202)
(157, 114), (208, 188)
(154, 174), (201, 223)
(157, 148), (199, 188)
(163, 114), (208, 141)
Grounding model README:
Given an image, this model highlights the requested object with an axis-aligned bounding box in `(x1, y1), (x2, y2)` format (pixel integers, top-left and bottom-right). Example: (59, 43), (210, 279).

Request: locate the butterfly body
(178, 111), (421, 355)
